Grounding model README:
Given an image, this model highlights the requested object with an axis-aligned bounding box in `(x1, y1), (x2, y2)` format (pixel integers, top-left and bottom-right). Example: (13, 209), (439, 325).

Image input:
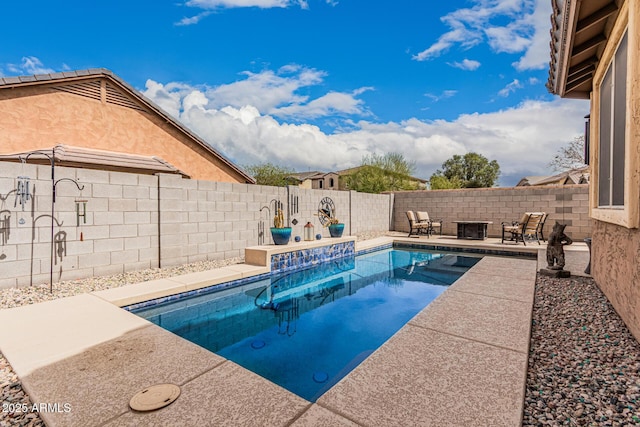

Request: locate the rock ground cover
(524, 276), (640, 426)
(2, 236), (639, 426)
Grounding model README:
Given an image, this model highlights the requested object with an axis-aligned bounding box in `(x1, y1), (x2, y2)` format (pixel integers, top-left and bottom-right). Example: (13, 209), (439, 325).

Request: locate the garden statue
(546, 222), (573, 270)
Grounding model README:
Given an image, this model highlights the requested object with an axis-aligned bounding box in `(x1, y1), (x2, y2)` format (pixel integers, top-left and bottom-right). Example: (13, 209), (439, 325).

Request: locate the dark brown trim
(572, 34), (607, 57)
(576, 3), (618, 34)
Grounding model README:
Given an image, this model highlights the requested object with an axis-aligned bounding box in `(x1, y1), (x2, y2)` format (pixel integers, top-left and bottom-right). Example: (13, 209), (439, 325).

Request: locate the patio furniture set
(406, 210), (548, 245)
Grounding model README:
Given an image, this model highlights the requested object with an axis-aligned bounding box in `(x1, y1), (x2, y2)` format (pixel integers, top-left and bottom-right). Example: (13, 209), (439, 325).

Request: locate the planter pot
(270, 227), (292, 245)
(328, 223), (345, 238)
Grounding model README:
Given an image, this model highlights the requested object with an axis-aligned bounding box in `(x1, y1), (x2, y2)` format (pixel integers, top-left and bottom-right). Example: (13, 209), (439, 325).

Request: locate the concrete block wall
(0, 162), (159, 288)
(158, 174), (288, 267)
(286, 187), (350, 239)
(350, 191), (392, 234)
(0, 162), (393, 288)
(392, 185), (592, 240)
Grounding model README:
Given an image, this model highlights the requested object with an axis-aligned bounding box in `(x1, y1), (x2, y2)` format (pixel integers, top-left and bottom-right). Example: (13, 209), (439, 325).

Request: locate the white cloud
(183, 0), (341, 9)
(498, 79), (523, 97)
(449, 59), (481, 70)
(485, 23), (532, 53)
(425, 90), (458, 102)
(144, 79), (588, 186)
(175, 11), (212, 26)
(203, 66), (326, 113)
(414, 0), (548, 71)
(186, 0), (295, 8)
(142, 65), (370, 120)
(7, 56), (55, 75)
(413, 27), (480, 61)
(175, 0), (322, 23)
(513, 0), (553, 70)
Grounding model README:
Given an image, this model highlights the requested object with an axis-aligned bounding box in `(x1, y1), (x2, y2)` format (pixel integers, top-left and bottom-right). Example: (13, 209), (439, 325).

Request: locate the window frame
(597, 31), (627, 209)
(590, 8), (639, 229)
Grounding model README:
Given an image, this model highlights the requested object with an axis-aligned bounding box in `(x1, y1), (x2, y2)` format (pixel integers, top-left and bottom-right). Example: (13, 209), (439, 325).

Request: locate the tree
(345, 153), (420, 193)
(430, 152), (500, 188)
(245, 162), (296, 187)
(549, 135), (587, 171)
(429, 174), (463, 190)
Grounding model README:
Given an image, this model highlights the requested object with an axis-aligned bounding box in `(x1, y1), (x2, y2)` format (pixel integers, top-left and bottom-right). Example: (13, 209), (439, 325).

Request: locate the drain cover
(129, 384), (181, 412)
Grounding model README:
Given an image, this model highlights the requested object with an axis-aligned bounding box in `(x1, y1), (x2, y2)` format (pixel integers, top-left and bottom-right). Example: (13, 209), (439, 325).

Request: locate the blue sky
(1, 0), (589, 186)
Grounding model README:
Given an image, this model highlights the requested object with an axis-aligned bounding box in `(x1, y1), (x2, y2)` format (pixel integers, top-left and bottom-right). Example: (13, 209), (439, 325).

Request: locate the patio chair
(501, 212), (545, 245)
(536, 212), (549, 242)
(406, 211), (431, 237)
(416, 211), (443, 235)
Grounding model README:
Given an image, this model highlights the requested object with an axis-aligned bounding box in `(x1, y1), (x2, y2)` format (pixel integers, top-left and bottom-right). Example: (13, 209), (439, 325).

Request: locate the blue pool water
(133, 248), (481, 401)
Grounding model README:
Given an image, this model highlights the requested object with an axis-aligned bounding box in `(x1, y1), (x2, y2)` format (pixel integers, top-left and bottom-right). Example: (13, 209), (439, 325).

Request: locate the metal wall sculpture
(14, 175), (31, 210)
(17, 148), (85, 292)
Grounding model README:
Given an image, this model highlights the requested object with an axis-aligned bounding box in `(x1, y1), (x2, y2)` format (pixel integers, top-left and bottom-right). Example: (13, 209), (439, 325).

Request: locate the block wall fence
(0, 161), (591, 289)
(0, 161), (391, 289)
(391, 185), (592, 240)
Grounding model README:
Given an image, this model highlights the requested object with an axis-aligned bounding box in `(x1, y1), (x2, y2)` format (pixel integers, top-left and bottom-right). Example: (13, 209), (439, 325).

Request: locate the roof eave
(0, 69), (256, 184)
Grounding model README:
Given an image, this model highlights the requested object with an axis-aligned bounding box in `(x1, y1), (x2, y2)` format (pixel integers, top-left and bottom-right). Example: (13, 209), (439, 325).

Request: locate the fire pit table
(453, 221), (493, 240)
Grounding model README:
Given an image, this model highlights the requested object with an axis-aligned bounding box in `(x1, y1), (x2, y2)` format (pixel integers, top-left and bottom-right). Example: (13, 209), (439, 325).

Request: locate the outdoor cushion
(416, 211), (431, 223)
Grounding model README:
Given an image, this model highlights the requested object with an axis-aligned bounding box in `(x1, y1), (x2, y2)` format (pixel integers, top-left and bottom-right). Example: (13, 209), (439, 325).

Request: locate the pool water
(134, 249), (481, 401)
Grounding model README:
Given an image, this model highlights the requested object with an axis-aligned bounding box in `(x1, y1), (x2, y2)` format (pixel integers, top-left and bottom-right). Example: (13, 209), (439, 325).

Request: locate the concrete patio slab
(449, 271), (535, 303)
(0, 293), (149, 376)
(355, 236), (393, 252)
(19, 324), (225, 427)
(318, 326), (528, 427)
(92, 278), (187, 306)
(106, 361), (310, 427)
(465, 257), (538, 281)
(223, 263), (270, 277)
(168, 268), (242, 291)
(291, 404), (359, 427)
(409, 289), (532, 352)
(0, 237), (541, 426)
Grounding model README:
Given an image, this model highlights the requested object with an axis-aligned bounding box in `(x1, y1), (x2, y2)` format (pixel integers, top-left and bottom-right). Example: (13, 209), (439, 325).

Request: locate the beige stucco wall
(0, 83), (247, 183)
(586, 0), (640, 343)
(591, 221), (640, 342)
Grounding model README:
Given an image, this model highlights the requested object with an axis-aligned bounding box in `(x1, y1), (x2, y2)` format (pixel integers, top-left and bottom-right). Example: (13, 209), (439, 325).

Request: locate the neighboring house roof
(0, 68), (255, 184)
(547, 0), (620, 98)
(0, 144), (189, 177)
(516, 176), (550, 186)
(289, 171), (326, 181)
(516, 167), (590, 187)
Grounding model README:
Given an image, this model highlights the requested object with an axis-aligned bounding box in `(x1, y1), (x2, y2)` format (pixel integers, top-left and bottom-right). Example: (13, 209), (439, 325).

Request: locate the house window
(319, 180), (323, 189)
(329, 178), (334, 187)
(598, 31), (627, 208)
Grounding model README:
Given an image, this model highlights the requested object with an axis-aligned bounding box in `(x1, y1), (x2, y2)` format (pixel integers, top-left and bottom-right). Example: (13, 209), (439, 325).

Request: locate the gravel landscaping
(524, 275), (640, 426)
(2, 243), (639, 426)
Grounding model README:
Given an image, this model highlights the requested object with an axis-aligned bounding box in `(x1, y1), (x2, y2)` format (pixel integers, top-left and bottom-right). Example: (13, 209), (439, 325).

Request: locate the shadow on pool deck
(0, 236), (590, 426)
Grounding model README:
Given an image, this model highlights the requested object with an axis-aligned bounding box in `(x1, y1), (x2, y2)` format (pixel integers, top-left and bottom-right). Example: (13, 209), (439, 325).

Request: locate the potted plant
(327, 218), (345, 238)
(270, 207), (291, 245)
(317, 198), (345, 238)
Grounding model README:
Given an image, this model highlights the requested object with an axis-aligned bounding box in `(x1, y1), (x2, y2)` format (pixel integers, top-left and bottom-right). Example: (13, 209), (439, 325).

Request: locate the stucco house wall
(548, 0), (640, 341)
(0, 71), (252, 184)
(588, 1), (640, 341)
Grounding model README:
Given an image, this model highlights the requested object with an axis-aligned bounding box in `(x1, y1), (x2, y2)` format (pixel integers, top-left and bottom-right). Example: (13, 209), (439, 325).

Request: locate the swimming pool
(133, 248), (481, 401)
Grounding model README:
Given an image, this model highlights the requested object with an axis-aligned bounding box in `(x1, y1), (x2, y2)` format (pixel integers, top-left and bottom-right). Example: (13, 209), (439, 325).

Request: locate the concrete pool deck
(0, 236), (590, 426)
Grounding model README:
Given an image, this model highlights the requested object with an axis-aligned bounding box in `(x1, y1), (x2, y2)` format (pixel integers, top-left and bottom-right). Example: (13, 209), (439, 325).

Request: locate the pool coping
(0, 235), (590, 426)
